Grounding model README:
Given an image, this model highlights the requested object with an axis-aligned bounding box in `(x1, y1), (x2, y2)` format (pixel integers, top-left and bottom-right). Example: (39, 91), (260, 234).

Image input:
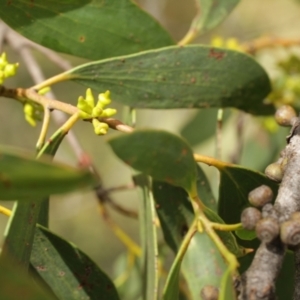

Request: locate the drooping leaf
(0, 0), (174, 60)
(109, 129), (198, 196)
(0, 254), (54, 300)
(0, 146), (97, 200)
(180, 108), (231, 147)
(30, 225), (120, 300)
(64, 45), (273, 115)
(134, 174), (158, 300)
(189, 0), (241, 35)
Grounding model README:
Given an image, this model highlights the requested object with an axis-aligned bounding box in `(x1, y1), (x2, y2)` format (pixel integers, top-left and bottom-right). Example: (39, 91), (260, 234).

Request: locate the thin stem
(241, 36), (300, 54)
(31, 72), (74, 90)
(193, 153), (232, 169)
(211, 222), (242, 232)
(36, 107), (51, 151)
(178, 30), (198, 46)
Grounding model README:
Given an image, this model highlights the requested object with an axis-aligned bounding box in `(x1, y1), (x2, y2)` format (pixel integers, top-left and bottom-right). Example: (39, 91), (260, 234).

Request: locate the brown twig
(241, 36), (300, 55)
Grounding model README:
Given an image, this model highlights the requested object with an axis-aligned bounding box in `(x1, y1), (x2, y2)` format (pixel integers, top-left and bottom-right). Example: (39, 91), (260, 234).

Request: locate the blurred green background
(0, 0), (299, 284)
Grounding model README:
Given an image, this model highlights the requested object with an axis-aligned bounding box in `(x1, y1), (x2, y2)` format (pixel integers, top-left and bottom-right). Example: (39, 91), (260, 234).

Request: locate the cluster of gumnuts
(241, 185), (300, 246)
(242, 104), (300, 246)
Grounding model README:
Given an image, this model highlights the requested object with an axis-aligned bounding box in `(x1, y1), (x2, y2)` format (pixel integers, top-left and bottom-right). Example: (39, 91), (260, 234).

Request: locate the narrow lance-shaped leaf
(0, 0), (173, 60)
(65, 45), (273, 115)
(0, 146), (97, 200)
(31, 225), (120, 300)
(134, 174), (159, 300)
(109, 129), (198, 197)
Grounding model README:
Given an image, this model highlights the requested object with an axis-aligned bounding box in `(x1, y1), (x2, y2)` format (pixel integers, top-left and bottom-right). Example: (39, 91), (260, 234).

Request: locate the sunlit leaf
(66, 45), (273, 115)
(0, 0), (173, 60)
(31, 225), (120, 300)
(109, 130), (198, 196)
(0, 146), (97, 200)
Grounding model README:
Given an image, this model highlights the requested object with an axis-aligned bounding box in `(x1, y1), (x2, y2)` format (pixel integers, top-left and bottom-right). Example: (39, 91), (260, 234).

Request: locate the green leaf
(219, 267), (236, 300)
(190, 0), (240, 35)
(109, 129), (198, 196)
(134, 175), (158, 300)
(162, 256), (181, 300)
(180, 108), (231, 147)
(0, 254), (54, 300)
(1, 201), (43, 268)
(67, 45), (273, 115)
(0, 130), (67, 268)
(31, 225), (120, 300)
(235, 228), (257, 241)
(0, 0), (174, 60)
(217, 164), (278, 224)
(182, 232), (227, 300)
(0, 146), (97, 200)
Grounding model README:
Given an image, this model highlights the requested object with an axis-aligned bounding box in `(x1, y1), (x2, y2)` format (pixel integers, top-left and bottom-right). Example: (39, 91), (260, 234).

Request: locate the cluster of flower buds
(77, 88), (117, 135)
(23, 87), (49, 126)
(0, 53), (19, 84)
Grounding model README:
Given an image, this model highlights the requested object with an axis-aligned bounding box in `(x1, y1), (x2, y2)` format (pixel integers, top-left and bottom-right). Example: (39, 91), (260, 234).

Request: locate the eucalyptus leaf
(31, 225), (120, 300)
(0, 0), (173, 60)
(190, 0), (241, 35)
(66, 45), (273, 115)
(0, 146), (97, 200)
(109, 129), (198, 196)
(134, 174), (158, 300)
